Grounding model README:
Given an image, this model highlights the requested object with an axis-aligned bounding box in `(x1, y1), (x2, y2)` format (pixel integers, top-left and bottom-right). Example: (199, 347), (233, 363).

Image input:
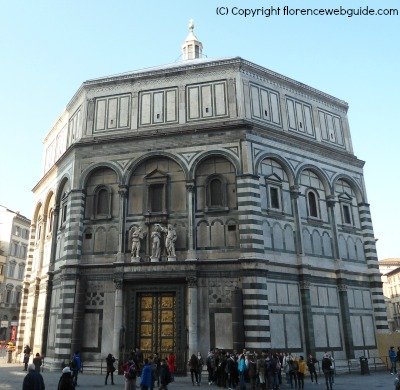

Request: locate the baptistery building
(17, 23), (387, 370)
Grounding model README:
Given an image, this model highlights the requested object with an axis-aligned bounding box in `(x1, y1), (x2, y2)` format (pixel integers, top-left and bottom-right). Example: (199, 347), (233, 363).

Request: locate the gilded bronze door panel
(137, 292), (176, 359)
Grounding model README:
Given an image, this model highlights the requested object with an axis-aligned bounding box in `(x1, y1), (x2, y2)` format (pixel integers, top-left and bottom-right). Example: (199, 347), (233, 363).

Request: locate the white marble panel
(350, 315), (364, 346)
(327, 288), (338, 307)
(285, 313), (301, 348)
(215, 313), (232, 349)
(326, 315), (341, 348)
(318, 287), (329, 307)
(270, 313), (285, 349)
(313, 314), (327, 348)
(362, 315), (375, 346)
(83, 312), (99, 348)
(288, 284), (299, 306)
(267, 283), (277, 304)
(354, 289), (363, 308)
(362, 290), (372, 309)
(277, 283), (289, 305)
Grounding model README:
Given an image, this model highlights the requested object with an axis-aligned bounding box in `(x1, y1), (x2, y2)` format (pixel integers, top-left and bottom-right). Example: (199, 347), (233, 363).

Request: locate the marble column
(290, 185), (304, 255)
(117, 185), (128, 262)
(187, 276), (198, 357)
(113, 279), (123, 357)
(337, 283), (355, 359)
(326, 196), (340, 260)
(71, 275), (87, 354)
(186, 181), (197, 260)
(299, 280), (316, 355)
(231, 288), (245, 352)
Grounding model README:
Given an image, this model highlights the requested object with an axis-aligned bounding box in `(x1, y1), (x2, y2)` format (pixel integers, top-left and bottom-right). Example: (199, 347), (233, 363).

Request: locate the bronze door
(137, 292), (176, 359)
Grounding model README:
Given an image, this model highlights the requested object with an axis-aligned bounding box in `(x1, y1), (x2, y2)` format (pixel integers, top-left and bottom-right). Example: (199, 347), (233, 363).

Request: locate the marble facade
(16, 26), (387, 370)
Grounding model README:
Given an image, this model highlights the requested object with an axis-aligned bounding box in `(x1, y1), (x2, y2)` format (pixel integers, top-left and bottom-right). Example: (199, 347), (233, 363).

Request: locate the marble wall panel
(214, 312), (233, 349)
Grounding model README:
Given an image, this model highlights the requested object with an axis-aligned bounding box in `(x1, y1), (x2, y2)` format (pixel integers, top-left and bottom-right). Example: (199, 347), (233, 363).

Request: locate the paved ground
(0, 363), (395, 389)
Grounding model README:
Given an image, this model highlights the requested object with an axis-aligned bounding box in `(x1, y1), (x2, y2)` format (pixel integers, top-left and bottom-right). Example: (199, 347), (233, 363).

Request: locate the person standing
(58, 366), (75, 390)
(160, 359), (172, 390)
(390, 346), (398, 374)
(197, 352), (204, 385)
(237, 354), (247, 390)
(70, 351), (82, 387)
(166, 352), (176, 381)
(189, 353), (200, 385)
(123, 358), (137, 390)
(23, 345), (31, 371)
(321, 353), (333, 390)
(105, 353), (116, 385)
(33, 353), (43, 372)
(22, 363), (45, 390)
(140, 359), (153, 390)
(297, 356), (306, 389)
(307, 353), (318, 384)
(206, 349), (216, 385)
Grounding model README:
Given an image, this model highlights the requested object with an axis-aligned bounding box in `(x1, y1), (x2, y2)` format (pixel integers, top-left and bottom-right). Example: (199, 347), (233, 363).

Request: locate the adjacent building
(379, 258), (400, 332)
(17, 22), (388, 370)
(0, 205), (30, 342)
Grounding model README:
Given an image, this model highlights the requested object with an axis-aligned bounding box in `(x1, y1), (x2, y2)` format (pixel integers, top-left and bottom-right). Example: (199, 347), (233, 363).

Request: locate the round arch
(189, 150), (241, 180)
(123, 152), (189, 185)
(332, 174), (365, 204)
(79, 162), (123, 189)
(254, 153), (296, 186)
(32, 202), (43, 224)
(295, 164), (332, 195)
(54, 174), (72, 206)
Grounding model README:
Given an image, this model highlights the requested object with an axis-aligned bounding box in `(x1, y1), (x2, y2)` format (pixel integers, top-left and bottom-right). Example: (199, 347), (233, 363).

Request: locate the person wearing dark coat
(159, 359), (171, 390)
(58, 366), (75, 390)
(105, 353), (116, 385)
(22, 363), (45, 390)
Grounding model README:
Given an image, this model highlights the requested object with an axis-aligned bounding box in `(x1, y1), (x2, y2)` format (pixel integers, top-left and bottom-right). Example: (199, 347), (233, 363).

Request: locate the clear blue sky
(0, 0), (398, 259)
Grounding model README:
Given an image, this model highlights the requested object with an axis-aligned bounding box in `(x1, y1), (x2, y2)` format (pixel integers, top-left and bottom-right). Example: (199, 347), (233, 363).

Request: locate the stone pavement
(0, 363), (395, 389)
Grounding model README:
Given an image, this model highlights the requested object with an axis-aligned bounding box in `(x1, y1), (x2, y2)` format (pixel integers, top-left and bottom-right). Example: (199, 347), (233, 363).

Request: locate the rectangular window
(150, 184), (164, 213)
(342, 204), (352, 225)
(250, 83), (281, 126)
(269, 186), (281, 210)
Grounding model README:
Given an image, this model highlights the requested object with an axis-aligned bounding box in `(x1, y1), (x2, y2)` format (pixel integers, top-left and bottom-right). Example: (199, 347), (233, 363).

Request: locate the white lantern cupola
(181, 19), (203, 61)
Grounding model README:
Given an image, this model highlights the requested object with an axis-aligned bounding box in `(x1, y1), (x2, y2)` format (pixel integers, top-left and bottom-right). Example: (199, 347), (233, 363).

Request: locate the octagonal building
(17, 23), (387, 370)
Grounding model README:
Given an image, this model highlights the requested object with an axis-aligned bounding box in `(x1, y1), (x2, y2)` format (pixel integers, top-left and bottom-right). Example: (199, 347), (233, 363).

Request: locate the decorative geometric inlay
(287, 158), (302, 171)
(115, 159), (131, 169)
(85, 291), (104, 307)
(253, 147), (263, 158)
(180, 152), (199, 163)
(322, 168), (336, 180)
(208, 278), (238, 307)
(224, 146), (239, 157)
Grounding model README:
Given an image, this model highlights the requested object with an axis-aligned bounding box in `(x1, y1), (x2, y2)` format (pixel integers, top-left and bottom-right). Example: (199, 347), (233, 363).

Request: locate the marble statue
(151, 225), (162, 260)
(131, 225), (145, 259)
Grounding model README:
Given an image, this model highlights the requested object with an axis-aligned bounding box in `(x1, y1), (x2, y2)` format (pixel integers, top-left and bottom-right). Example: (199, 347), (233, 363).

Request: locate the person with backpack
(123, 359), (137, 390)
(70, 351), (82, 387)
(160, 359), (172, 390)
(105, 353), (116, 385)
(321, 353), (333, 390)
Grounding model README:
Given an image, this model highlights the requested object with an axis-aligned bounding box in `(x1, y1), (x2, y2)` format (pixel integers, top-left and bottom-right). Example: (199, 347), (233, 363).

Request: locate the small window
(149, 184), (164, 213)
(210, 178), (223, 207)
(269, 186), (281, 210)
(6, 290), (11, 304)
(205, 174), (228, 211)
(307, 191), (319, 218)
(342, 204), (352, 225)
(97, 188), (109, 214)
